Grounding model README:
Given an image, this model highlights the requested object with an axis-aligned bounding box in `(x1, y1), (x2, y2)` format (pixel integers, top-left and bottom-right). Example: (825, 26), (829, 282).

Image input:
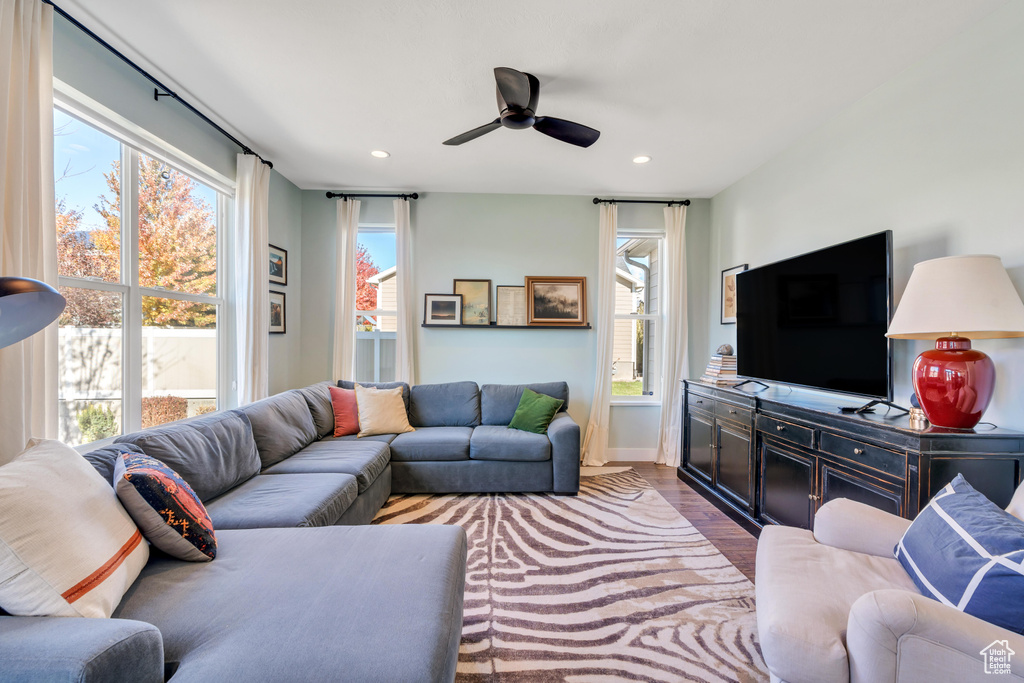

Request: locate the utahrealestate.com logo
(981, 640), (1015, 675)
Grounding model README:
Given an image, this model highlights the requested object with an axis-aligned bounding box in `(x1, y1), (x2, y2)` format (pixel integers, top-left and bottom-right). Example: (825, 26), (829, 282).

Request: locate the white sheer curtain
(656, 204), (688, 467)
(393, 198), (415, 384)
(582, 203), (617, 467)
(0, 0), (57, 464)
(233, 154), (271, 405)
(332, 198), (360, 379)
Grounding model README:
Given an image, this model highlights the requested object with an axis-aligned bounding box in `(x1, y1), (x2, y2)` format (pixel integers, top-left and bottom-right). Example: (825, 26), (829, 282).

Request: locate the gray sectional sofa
(0, 380), (580, 682)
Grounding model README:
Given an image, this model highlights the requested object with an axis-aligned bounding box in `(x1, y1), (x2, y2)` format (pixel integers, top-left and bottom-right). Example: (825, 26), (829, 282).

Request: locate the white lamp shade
(886, 255), (1024, 340)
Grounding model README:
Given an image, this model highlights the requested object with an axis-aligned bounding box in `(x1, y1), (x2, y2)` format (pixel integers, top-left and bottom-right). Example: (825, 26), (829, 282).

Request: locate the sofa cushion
(82, 442), (142, 485)
(115, 411), (260, 502)
(338, 380), (410, 413)
(263, 439), (390, 493)
(355, 384), (415, 437)
(329, 386), (359, 436)
(204, 474), (358, 529)
(480, 382), (569, 425)
(293, 381), (335, 439)
(0, 439), (149, 618)
(896, 473), (1024, 633)
(755, 524), (919, 683)
(114, 452), (217, 562)
(332, 433), (397, 444)
(409, 381), (480, 427)
(470, 425), (551, 462)
(114, 525), (467, 683)
(390, 427), (472, 462)
(237, 391), (319, 468)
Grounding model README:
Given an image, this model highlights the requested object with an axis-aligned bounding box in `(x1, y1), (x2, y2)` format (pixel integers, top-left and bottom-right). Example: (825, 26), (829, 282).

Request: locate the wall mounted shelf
(421, 323), (592, 330)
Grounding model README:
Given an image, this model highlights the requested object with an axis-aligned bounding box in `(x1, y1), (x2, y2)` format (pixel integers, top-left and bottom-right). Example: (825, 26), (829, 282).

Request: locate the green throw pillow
(508, 388), (564, 434)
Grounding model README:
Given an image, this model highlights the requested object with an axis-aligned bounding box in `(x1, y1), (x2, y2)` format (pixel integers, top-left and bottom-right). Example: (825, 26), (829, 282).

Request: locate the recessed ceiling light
(370, 150), (390, 158)
(633, 155), (652, 164)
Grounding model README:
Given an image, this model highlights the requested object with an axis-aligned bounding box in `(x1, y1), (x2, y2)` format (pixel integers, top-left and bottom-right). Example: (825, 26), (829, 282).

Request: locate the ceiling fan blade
(533, 116), (601, 148)
(443, 119), (502, 146)
(494, 67), (531, 110)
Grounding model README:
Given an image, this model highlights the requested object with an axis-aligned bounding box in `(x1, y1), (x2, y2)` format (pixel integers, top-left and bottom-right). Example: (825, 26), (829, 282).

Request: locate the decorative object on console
(717, 343), (734, 355)
(700, 352), (739, 386)
(0, 277), (66, 348)
(114, 451), (217, 562)
(720, 264), (747, 325)
(886, 255), (1024, 429)
(353, 384), (415, 437)
(269, 290), (286, 333)
(496, 285), (526, 326)
(525, 276), (587, 326)
(454, 279), (491, 325)
(268, 244), (287, 285)
(508, 387), (564, 434)
(424, 293), (463, 325)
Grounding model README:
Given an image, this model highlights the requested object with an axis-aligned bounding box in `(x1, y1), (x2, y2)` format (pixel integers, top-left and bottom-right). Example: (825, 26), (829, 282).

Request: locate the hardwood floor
(612, 461), (759, 582)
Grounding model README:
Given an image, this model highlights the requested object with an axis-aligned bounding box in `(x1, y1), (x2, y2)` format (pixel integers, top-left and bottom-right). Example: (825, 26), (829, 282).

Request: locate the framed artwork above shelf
(421, 322), (592, 330)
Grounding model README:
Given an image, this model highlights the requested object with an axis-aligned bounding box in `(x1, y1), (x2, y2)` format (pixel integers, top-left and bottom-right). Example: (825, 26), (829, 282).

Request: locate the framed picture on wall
(270, 291), (286, 334)
(525, 276), (587, 326)
(496, 285), (527, 326)
(269, 244), (288, 285)
(453, 279), (491, 325)
(720, 264), (747, 324)
(424, 293), (462, 325)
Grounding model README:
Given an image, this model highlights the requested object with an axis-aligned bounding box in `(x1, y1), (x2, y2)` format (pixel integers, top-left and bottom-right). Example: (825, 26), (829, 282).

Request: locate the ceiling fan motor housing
(499, 106), (536, 129)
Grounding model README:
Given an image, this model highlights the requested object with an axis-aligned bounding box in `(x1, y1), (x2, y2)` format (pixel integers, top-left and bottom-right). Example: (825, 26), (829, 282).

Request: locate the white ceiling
(59, 0), (1003, 197)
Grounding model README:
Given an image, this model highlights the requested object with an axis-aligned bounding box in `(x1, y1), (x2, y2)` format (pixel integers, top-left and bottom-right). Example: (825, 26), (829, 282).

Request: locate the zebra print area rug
(373, 469), (767, 682)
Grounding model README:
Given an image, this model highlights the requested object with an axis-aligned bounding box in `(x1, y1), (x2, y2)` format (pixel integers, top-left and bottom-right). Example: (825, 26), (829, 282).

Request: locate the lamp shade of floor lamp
(886, 255), (1024, 429)
(0, 277), (66, 349)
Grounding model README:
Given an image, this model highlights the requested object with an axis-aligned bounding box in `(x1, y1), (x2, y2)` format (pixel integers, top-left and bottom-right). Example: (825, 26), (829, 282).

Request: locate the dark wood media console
(678, 380), (1024, 531)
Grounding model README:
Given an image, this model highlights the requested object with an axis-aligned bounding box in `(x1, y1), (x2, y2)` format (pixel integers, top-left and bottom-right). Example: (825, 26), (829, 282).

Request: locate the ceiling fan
(443, 67), (601, 148)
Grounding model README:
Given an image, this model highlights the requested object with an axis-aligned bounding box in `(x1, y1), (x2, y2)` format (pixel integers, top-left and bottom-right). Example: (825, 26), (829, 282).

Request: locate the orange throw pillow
(329, 386), (359, 437)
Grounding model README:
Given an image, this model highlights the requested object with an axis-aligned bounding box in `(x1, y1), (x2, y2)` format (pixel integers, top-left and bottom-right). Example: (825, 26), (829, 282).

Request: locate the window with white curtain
(54, 97), (232, 446)
(612, 230), (665, 402)
(354, 224), (397, 382)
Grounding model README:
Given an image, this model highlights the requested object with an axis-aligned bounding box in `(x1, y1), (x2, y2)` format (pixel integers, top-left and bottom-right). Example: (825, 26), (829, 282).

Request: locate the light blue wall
(707, 3), (1024, 428)
(298, 191), (710, 449)
(52, 13), (304, 399)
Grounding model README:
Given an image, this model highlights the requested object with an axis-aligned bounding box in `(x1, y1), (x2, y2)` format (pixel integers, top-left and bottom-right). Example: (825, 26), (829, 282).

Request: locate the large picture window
(354, 225), (397, 382)
(612, 232), (664, 401)
(55, 106), (229, 446)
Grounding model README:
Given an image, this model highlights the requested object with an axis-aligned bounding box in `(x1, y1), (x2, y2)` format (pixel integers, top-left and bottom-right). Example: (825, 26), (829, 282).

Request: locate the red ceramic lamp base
(912, 336), (995, 429)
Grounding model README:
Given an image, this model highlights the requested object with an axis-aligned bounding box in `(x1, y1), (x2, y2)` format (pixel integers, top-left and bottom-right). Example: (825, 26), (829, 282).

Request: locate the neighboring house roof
(366, 265), (396, 285)
(616, 267), (644, 289)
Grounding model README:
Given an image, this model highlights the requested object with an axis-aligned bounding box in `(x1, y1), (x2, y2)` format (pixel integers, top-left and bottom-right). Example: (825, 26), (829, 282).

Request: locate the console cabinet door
(716, 423), (753, 511)
(819, 461), (903, 517)
(760, 440), (815, 529)
(685, 411), (715, 484)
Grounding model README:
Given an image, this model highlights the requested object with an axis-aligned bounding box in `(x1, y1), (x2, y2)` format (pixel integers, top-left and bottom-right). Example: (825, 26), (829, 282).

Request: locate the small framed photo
(525, 276), (587, 326)
(721, 264), (747, 325)
(269, 244), (288, 286)
(270, 290), (286, 334)
(453, 279), (491, 325)
(496, 285), (527, 326)
(424, 293), (462, 325)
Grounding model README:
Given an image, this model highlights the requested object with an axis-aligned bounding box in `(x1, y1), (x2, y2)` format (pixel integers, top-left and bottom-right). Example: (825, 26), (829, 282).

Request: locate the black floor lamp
(0, 277), (66, 348)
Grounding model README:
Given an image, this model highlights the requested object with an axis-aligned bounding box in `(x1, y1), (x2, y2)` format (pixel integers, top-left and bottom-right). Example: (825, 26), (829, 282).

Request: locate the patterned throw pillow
(895, 474), (1024, 633)
(115, 452), (217, 561)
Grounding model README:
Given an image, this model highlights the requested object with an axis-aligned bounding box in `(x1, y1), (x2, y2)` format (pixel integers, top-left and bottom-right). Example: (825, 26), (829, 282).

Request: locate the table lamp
(886, 255), (1024, 429)
(0, 277), (66, 349)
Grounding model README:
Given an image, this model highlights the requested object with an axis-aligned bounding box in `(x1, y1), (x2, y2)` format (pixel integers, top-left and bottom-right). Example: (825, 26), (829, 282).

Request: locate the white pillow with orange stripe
(0, 438), (149, 618)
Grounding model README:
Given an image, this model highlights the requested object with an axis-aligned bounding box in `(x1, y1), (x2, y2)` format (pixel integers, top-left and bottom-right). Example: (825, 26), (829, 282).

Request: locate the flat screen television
(735, 230), (893, 400)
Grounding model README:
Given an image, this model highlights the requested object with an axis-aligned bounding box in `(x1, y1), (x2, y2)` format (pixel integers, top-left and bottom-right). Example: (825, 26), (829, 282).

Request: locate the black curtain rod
(44, 0), (273, 169)
(593, 197), (690, 206)
(326, 192), (419, 200)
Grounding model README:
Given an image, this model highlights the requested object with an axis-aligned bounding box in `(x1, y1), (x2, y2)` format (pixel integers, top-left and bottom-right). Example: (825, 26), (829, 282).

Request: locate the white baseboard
(607, 447), (657, 462)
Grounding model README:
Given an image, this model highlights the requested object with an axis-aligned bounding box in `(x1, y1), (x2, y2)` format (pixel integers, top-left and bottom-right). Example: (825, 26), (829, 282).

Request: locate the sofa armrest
(548, 413), (581, 494)
(0, 615), (164, 683)
(848, 589), (1024, 682)
(813, 498), (911, 557)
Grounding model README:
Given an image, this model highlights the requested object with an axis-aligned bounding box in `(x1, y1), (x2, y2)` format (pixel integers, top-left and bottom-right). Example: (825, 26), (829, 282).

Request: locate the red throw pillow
(329, 386), (359, 437)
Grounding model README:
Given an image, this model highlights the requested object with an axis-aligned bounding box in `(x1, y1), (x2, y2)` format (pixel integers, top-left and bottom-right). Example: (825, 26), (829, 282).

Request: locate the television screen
(735, 231), (892, 399)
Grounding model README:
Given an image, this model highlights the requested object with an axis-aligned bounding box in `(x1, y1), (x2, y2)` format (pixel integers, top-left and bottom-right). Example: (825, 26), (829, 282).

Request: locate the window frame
(354, 222), (397, 383)
(611, 229), (665, 406)
(54, 82), (235, 444)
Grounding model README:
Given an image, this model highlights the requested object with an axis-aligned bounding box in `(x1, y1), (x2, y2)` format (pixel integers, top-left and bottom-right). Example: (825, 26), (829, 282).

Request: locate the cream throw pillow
(355, 384), (415, 437)
(0, 438), (150, 618)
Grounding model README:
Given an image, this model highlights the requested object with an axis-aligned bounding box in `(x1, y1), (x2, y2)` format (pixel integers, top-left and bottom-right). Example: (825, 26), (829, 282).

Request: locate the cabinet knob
(729, 409), (737, 414)
(809, 494), (821, 501)
(695, 400), (703, 404)
(776, 425), (785, 432)
(853, 448), (865, 455)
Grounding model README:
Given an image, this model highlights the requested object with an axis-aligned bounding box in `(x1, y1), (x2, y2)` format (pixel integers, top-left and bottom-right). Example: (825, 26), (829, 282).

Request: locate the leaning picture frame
(721, 264), (747, 325)
(525, 276), (587, 326)
(496, 285), (527, 326)
(269, 244), (288, 285)
(424, 293), (463, 325)
(269, 290), (286, 334)
(453, 279), (491, 325)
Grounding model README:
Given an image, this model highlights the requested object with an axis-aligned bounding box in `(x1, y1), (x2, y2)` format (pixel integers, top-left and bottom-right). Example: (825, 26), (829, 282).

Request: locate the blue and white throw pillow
(895, 474), (1024, 633)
